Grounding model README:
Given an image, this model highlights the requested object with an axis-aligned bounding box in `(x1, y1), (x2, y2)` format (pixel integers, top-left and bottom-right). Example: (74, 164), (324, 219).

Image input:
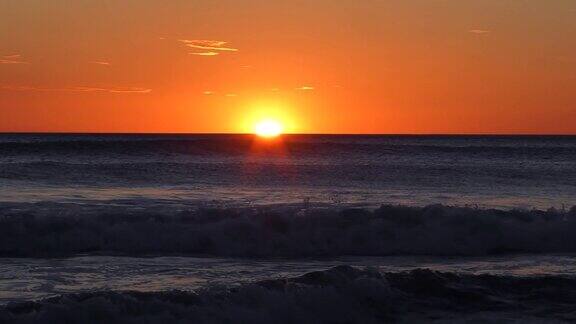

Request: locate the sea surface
(1, 134), (575, 322)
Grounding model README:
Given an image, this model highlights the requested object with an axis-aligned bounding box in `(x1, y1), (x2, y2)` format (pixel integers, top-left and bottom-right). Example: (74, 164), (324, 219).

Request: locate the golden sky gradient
(1, 0), (575, 134)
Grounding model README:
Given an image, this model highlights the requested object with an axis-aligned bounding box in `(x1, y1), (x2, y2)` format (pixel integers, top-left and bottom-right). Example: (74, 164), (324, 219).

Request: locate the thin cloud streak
(296, 86), (315, 91)
(89, 61), (111, 66)
(190, 52), (220, 56)
(0, 85), (151, 93)
(179, 40), (239, 52)
(469, 29), (491, 34)
(0, 54), (29, 64)
(186, 44), (238, 52)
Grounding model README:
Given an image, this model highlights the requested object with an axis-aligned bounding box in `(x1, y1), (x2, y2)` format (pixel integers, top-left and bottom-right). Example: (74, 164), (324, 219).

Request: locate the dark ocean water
(1, 134), (575, 208)
(1, 134), (576, 322)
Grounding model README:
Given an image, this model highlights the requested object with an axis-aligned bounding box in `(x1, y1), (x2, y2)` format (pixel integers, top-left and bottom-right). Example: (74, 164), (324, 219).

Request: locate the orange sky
(1, 0), (575, 134)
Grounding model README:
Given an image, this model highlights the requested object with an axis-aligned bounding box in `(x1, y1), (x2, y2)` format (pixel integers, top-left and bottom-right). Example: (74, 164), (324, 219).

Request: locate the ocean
(1, 134), (575, 322)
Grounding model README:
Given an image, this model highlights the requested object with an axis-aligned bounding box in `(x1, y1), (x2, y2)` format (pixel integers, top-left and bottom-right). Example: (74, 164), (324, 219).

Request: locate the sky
(0, 0), (575, 134)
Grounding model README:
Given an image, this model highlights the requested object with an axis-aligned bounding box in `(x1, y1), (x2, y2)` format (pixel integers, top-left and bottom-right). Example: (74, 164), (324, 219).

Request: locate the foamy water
(2, 254), (576, 304)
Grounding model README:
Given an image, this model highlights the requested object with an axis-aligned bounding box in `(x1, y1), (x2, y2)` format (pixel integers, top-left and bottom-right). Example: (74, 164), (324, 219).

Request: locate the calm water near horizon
(1, 133), (574, 209)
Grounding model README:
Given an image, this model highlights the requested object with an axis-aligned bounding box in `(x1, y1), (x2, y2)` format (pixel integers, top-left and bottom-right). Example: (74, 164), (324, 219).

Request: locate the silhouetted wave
(1, 204), (576, 258)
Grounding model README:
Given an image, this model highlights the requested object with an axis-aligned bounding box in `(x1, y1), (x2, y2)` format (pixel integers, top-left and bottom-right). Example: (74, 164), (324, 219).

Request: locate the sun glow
(240, 100), (299, 136)
(254, 119), (283, 138)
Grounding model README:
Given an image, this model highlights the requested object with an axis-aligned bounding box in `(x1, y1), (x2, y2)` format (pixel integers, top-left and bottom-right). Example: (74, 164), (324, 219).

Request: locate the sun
(254, 119), (283, 138)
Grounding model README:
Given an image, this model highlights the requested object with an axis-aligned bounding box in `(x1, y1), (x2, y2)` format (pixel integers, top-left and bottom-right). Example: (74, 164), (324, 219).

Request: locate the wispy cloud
(296, 86), (315, 91)
(0, 54), (29, 64)
(0, 85), (151, 93)
(89, 61), (111, 66)
(190, 52), (220, 56)
(469, 29), (491, 35)
(78, 86), (151, 93)
(200, 91), (239, 97)
(180, 40), (239, 53)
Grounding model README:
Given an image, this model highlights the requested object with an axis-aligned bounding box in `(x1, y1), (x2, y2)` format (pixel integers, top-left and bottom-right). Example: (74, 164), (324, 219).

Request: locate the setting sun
(1, 1), (575, 322)
(254, 119), (283, 138)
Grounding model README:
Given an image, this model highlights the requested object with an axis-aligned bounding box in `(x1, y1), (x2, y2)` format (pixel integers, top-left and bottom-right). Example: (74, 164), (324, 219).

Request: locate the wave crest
(1, 204), (576, 257)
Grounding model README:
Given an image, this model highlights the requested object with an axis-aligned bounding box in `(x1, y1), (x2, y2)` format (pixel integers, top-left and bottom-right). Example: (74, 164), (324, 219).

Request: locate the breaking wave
(1, 204), (576, 257)
(2, 265), (576, 323)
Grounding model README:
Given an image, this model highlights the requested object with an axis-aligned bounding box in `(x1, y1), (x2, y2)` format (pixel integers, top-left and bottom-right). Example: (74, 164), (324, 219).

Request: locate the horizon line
(0, 132), (575, 137)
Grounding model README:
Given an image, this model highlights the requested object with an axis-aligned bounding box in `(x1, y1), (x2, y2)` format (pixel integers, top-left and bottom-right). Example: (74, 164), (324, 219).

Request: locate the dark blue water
(2, 134), (576, 322)
(1, 134), (574, 209)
